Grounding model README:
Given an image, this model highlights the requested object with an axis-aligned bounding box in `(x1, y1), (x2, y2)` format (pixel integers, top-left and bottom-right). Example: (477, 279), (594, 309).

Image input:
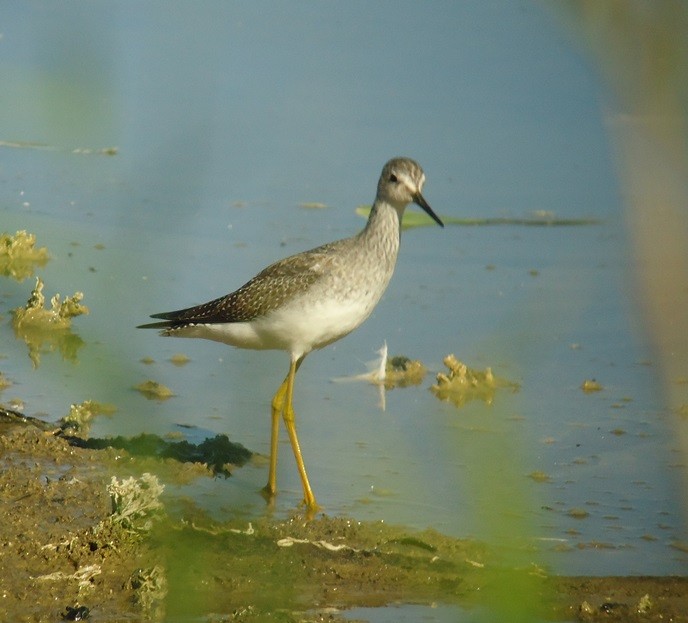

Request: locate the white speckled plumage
(139, 157), (443, 510)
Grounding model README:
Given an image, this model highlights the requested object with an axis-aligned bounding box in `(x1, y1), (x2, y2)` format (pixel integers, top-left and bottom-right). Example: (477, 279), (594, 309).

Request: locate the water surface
(1, 1), (685, 582)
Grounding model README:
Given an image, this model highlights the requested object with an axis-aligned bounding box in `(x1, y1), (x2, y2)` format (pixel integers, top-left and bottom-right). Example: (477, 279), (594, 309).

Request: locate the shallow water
(1, 0), (686, 594)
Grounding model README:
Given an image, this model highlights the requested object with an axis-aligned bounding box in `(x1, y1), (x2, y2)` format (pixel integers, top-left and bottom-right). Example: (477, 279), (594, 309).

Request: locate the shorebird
(138, 157), (443, 510)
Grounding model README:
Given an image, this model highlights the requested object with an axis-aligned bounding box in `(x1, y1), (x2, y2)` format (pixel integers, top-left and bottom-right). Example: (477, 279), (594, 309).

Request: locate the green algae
(0, 230), (50, 281)
(355, 206), (601, 229)
(11, 277), (89, 367)
(12, 277), (89, 331)
(431, 354), (519, 407)
(62, 400), (117, 436)
(134, 380), (175, 400)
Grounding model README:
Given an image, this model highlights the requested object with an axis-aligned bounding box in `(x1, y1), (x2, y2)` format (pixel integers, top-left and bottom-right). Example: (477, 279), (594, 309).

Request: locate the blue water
(1, 0), (686, 584)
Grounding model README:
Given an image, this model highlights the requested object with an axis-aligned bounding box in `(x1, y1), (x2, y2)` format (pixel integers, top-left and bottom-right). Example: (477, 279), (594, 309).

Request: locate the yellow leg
(263, 356), (317, 510)
(263, 374), (289, 497)
(281, 356), (318, 510)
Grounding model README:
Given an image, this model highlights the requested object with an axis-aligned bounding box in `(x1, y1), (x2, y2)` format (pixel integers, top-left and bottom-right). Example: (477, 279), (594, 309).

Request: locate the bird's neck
(356, 201), (403, 282)
(357, 199), (402, 260)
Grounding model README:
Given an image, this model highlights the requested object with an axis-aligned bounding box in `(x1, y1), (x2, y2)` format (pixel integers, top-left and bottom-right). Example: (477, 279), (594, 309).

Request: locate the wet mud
(0, 421), (687, 622)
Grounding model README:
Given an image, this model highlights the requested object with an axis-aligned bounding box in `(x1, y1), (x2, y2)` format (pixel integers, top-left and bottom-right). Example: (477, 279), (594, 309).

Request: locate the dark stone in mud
(61, 605), (90, 620)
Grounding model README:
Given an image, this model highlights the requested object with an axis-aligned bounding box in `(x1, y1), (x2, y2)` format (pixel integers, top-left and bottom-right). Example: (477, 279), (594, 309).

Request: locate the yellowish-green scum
(0, 139), (117, 155)
(430, 354), (519, 407)
(528, 470), (552, 483)
(0, 372), (11, 392)
(355, 206), (601, 229)
(10, 278), (89, 366)
(12, 277), (89, 330)
(0, 230), (50, 281)
(580, 378), (604, 393)
(135, 380), (175, 400)
(383, 354), (427, 388)
(168, 352), (191, 366)
(62, 400), (117, 436)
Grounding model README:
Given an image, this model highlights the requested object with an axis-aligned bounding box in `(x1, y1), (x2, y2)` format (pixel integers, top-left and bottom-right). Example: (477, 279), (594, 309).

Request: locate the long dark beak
(414, 192), (444, 228)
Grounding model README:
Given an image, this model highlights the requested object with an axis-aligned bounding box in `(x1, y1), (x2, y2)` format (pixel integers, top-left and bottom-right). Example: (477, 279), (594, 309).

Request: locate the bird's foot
(259, 483), (277, 506)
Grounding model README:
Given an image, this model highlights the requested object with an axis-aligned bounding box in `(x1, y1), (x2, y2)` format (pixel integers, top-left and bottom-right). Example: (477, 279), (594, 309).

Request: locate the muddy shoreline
(1, 422), (686, 622)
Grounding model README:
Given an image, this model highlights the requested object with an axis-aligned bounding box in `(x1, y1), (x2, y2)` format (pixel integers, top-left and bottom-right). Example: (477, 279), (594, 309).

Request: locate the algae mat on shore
(0, 423), (687, 622)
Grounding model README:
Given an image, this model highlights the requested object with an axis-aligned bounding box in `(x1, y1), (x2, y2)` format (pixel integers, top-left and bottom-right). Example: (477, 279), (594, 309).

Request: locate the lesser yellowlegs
(138, 157), (443, 509)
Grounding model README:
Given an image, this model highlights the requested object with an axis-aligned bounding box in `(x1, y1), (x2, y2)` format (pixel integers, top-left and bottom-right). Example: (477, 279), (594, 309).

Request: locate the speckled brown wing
(140, 242), (345, 328)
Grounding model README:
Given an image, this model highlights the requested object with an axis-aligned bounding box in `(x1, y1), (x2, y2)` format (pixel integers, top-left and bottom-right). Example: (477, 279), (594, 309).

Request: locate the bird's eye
(389, 174), (398, 183)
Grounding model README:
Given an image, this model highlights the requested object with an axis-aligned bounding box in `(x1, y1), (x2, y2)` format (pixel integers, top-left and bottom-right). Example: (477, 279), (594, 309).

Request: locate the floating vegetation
(0, 372), (10, 392)
(108, 473), (165, 533)
(135, 380), (174, 400)
(168, 353), (190, 366)
(581, 379), (603, 393)
(334, 343), (426, 389)
(528, 471), (551, 483)
(12, 277), (89, 330)
(62, 400), (117, 436)
(332, 343), (427, 411)
(0, 230), (50, 281)
(384, 355), (427, 388)
(430, 354), (519, 407)
(0, 139), (117, 156)
(567, 507), (590, 520)
(12, 278), (88, 367)
(356, 206), (601, 229)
